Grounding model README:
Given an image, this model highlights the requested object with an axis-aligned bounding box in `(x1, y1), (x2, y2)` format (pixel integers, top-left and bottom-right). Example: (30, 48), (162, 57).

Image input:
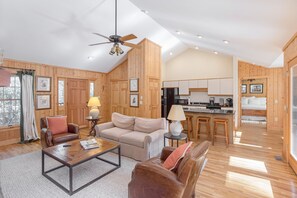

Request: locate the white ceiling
(1, 0), (296, 72)
(130, 0), (297, 67)
(0, 0), (186, 73)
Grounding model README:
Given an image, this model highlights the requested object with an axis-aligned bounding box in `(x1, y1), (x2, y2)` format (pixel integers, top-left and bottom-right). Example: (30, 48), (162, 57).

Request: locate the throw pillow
(112, 112), (135, 130)
(46, 116), (68, 135)
(134, 117), (166, 133)
(163, 141), (193, 171)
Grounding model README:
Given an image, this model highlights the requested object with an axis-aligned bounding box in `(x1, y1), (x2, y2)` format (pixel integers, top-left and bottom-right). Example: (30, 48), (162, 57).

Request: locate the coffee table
(42, 138), (121, 195)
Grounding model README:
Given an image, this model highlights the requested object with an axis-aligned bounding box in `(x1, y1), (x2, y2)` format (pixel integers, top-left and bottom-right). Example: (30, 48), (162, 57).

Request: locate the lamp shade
(87, 97), (101, 107)
(0, 68), (11, 87)
(167, 105), (186, 121)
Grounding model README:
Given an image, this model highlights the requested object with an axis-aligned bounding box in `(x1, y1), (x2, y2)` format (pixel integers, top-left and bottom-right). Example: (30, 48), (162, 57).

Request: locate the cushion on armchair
(46, 116), (68, 135)
(112, 112), (135, 130)
(134, 117), (166, 133)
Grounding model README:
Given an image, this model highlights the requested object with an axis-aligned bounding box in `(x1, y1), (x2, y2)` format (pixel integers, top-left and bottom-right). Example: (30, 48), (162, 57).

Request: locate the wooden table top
(42, 138), (120, 166)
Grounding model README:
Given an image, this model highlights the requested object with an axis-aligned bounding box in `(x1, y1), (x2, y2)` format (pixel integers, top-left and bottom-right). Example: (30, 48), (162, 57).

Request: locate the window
(58, 80), (64, 106)
(90, 82), (95, 97)
(0, 75), (21, 127)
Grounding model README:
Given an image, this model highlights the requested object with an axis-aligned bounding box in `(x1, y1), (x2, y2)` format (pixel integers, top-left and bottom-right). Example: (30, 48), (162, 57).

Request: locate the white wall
(163, 49), (233, 81)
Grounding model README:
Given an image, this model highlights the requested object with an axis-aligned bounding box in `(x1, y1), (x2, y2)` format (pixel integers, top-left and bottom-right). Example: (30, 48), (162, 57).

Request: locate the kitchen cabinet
(163, 81), (179, 88)
(188, 80), (198, 88)
(198, 80), (208, 88)
(208, 78), (233, 95)
(179, 81), (189, 95)
(208, 79), (220, 95)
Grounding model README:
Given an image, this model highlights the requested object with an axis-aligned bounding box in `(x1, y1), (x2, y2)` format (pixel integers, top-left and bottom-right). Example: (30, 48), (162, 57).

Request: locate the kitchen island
(183, 107), (234, 144)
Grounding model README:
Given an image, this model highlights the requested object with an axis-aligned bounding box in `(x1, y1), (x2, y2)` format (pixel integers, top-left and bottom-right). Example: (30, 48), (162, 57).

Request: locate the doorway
(67, 78), (89, 127)
(290, 64), (297, 173)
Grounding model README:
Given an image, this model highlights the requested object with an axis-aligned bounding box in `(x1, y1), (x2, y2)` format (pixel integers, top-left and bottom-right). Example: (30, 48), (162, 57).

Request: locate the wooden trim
(283, 32), (297, 51)
(189, 88), (208, 92)
(163, 77), (232, 82)
(289, 56), (297, 67)
(0, 138), (20, 146)
(208, 94), (233, 96)
(289, 154), (297, 175)
(242, 109), (267, 117)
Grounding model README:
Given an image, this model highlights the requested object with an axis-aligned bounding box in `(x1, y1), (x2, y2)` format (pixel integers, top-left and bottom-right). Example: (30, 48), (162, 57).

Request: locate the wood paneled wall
(107, 39), (161, 120)
(0, 59), (108, 146)
(238, 61), (284, 131)
(241, 78), (267, 97)
(283, 32), (297, 172)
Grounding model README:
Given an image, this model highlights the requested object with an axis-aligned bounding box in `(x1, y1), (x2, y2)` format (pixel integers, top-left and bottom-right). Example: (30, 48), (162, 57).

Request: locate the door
(67, 78), (89, 127)
(290, 65), (297, 173)
(149, 79), (161, 118)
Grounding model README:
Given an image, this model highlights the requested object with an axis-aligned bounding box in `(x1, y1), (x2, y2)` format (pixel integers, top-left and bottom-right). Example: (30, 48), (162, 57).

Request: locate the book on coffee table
(80, 138), (99, 150)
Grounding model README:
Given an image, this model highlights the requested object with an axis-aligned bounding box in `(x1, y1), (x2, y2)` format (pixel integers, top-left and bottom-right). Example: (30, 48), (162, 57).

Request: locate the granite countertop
(183, 107), (235, 115)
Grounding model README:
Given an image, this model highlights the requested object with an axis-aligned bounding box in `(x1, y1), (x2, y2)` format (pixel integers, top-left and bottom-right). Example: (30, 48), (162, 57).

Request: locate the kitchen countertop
(183, 107), (235, 115)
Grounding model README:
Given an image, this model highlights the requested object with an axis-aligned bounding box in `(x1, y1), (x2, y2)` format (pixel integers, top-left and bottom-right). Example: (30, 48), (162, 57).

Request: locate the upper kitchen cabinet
(188, 80), (198, 88)
(163, 81), (179, 88)
(179, 81), (189, 95)
(208, 78), (233, 95)
(198, 80), (208, 88)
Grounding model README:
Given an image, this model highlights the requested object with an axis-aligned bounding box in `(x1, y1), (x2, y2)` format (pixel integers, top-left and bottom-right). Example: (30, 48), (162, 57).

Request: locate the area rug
(0, 151), (137, 198)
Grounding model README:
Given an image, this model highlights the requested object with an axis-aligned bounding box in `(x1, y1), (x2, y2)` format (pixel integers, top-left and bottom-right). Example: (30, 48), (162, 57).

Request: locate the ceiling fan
(89, 0), (139, 56)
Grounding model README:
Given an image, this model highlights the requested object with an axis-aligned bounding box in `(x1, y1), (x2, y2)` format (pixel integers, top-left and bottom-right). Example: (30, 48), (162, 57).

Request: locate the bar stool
(182, 115), (193, 140)
(213, 118), (229, 147)
(196, 116), (211, 140)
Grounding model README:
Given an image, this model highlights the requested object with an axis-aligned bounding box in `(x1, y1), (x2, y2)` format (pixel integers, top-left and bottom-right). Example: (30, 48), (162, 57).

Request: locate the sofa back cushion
(134, 117), (166, 133)
(46, 116), (68, 135)
(112, 112), (135, 130)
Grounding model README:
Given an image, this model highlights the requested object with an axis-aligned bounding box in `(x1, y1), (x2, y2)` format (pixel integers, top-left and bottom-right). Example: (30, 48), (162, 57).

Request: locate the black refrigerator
(161, 88), (179, 118)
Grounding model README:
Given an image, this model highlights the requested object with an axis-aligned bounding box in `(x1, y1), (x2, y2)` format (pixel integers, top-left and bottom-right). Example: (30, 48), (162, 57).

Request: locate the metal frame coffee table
(42, 138), (121, 195)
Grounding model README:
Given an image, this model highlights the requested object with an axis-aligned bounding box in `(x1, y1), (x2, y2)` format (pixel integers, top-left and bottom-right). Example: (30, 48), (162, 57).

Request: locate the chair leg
(225, 122), (229, 147)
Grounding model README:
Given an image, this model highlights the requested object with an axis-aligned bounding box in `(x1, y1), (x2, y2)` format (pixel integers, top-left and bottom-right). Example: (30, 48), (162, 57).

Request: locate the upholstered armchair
(128, 141), (210, 198)
(40, 116), (80, 148)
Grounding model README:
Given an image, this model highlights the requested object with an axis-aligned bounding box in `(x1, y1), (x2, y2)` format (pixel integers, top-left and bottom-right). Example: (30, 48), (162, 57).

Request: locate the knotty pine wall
(283, 32), (297, 172)
(238, 61), (284, 131)
(0, 59), (108, 146)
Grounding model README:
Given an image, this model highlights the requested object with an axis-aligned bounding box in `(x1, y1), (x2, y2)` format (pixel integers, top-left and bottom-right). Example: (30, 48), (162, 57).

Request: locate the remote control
(63, 145), (71, 147)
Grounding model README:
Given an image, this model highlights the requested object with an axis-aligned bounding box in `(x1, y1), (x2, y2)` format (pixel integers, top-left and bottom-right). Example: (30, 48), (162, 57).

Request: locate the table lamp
(167, 105), (186, 136)
(87, 97), (101, 119)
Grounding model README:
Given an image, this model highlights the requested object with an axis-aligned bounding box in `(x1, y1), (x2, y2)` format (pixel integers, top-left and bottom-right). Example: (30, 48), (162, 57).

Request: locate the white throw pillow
(134, 117), (166, 133)
(112, 112), (135, 130)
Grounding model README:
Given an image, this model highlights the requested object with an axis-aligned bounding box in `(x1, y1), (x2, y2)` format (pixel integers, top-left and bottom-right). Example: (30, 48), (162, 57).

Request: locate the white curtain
(22, 75), (39, 141)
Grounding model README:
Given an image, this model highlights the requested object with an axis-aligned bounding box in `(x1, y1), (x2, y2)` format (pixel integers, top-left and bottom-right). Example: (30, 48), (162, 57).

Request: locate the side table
(164, 132), (188, 147)
(86, 117), (99, 136)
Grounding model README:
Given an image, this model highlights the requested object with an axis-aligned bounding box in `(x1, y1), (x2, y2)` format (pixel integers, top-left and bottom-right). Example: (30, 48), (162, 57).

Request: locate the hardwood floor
(0, 124), (296, 197)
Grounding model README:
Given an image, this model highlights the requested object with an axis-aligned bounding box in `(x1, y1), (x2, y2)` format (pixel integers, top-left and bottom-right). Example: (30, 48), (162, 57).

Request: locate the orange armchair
(128, 141), (210, 198)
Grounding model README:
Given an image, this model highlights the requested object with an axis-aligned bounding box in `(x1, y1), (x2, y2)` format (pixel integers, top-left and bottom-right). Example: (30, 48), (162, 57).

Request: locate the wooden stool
(182, 115), (193, 140)
(196, 116), (211, 140)
(213, 118), (229, 147)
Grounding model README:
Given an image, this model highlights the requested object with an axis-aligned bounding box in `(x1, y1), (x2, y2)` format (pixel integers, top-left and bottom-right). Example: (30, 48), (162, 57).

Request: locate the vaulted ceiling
(1, 0), (296, 72)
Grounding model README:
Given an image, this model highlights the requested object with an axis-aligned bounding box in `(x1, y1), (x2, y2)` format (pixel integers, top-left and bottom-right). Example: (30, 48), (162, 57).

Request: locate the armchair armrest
(95, 122), (114, 137)
(68, 123), (79, 134)
(41, 129), (53, 147)
(160, 147), (175, 161)
(128, 162), (184, 198)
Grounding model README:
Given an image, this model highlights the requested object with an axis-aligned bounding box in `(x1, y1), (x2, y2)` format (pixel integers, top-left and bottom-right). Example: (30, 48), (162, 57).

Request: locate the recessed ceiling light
(195, 46), (199, 50)
(88, 56), (94, 60)
(170, 52), (173, 56)
(141, 10), (149, 14)
(223, 40), (229, 44)
(213, 51), (218, 55)
(176, 31), (181, 35)
(197, 35), (203, 39)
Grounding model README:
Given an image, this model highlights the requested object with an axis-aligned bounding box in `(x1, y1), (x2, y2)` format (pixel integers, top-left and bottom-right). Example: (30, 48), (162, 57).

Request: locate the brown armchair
(40, 116), (80, 148)
(128, 141), (210, 198)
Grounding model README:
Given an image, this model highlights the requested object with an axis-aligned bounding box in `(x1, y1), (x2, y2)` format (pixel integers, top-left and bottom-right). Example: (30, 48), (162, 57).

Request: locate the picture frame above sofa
(130, 94), (139, 107)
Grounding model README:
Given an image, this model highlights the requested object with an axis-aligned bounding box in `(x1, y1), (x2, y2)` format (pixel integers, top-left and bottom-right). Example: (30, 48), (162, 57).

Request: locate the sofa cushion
(100, 127), (132, 141)
(134, 117), (165, 133)
(112, 112), (135, 130)
(119, 131), (148, 148)
(53, 133), (79, 145)
(47, 116), (68, 135)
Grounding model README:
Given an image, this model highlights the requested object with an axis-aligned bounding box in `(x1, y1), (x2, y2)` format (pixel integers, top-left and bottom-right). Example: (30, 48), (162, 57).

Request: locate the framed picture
(36, 94), (51, 110)
(130, 78), (139, 92)
(130, 94), (139, 107)
(241, 84), (247, 94)
(250, 84), (263, 94)
(36, 76), (51, 92)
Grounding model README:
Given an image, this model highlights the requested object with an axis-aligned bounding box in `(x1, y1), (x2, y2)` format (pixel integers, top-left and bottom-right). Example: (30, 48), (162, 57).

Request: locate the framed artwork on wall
(250, 84), (263, 94)
(36, 94), (51, 110)
(241, 84), (247, 94)
(130, 78), (139, 92)
(130, 94), (139, 107)
(36, 76), (51, 92)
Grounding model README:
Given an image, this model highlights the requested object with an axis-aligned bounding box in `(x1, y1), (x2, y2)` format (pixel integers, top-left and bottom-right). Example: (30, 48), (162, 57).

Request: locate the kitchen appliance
(161, 88), (180, 118)
(177, 99), (188, 105)
(219, 98), (224, 106)
(209, 97), (215, 106)
(207, 97), (221, 109)
(226, 98), (233, 107)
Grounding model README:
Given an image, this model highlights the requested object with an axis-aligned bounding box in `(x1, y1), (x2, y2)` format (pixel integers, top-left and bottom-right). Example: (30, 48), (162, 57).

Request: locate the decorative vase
(89, 107), (99, 119)
(170, 121), (183, 136)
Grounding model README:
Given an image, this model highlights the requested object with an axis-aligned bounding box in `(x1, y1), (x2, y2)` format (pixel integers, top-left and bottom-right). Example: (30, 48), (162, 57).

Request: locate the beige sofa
(95, 112), (167, 161)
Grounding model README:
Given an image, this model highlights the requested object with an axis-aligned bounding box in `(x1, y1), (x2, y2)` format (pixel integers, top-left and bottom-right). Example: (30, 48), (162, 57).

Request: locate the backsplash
(180, 92), (232, 104)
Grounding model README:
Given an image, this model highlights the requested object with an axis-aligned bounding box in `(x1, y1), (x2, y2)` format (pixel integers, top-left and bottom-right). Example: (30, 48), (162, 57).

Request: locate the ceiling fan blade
(93, 33), (111, 41)
(122, 42), (140, 48)
(89, 42), (113, 46)
(119, 34), (137, 42)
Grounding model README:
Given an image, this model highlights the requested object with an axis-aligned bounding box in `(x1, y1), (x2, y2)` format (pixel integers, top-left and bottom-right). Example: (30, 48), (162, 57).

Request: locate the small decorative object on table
(167, 105), (186, 136)
(87, 96), (101, 118)
(80, 138), (99, 150)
